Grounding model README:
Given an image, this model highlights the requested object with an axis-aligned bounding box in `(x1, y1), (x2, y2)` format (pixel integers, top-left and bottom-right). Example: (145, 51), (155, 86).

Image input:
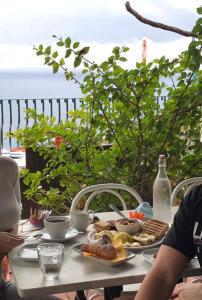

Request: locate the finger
(7, 233), (24, 241)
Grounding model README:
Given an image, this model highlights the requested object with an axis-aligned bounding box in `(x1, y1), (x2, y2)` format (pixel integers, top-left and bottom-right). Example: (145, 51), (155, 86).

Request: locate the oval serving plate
(124, 239), (163, 252)
(18, 243), (39, 262)
(73, 243), (135, 266)
(88, 230), (163, 252)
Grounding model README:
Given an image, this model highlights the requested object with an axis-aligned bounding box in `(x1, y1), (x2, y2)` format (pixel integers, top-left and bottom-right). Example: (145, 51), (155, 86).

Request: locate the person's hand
(0, 232), (24, 254)
(171, 282), (202, 299)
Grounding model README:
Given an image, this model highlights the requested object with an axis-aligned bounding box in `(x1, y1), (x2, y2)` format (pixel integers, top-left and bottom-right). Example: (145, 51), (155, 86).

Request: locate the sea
(0, 69), (82, 99)
(0, 69), (83, 149)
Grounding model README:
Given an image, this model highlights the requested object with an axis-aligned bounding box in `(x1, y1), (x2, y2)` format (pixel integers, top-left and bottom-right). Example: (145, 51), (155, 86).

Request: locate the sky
(0, 0), (201, 69)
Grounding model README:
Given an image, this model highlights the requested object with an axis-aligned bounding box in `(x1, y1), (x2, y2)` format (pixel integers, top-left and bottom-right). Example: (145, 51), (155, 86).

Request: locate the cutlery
(109, 204), (139, 223)
(22, 233), (43, 242)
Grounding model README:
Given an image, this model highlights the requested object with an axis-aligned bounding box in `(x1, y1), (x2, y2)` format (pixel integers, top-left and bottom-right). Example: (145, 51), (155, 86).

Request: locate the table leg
(104, 286), (123, 300)
(75, 290), (87, 300)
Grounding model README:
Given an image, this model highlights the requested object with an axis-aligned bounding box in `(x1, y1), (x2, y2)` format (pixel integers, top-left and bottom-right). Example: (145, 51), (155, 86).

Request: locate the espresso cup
(44, 216), (70, 239)
(70, 210), (94, 232)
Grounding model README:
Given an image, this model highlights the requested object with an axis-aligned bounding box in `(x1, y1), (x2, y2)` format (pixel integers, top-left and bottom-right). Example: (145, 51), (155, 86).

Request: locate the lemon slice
(113, 232), (134, 244)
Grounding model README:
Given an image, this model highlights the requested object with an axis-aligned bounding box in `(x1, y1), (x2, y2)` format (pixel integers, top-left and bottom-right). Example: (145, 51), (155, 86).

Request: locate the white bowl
(115, 219), (142, 235)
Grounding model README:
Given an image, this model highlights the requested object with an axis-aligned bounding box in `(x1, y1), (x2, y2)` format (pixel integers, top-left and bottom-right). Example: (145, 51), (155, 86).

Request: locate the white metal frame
(70, 183), (143, 212)
(171, 177), (202, 206)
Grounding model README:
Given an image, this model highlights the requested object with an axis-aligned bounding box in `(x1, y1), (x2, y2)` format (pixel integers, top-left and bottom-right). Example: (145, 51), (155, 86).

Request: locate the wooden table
(8, 210), (202, 298)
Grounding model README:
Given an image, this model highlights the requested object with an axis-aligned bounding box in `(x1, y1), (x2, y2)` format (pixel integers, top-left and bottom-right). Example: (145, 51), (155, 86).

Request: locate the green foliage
(14, 16), (202, 213)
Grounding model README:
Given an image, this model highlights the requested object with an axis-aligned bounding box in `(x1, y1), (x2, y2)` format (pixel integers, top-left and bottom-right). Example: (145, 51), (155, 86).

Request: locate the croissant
(81, 243), (117, 260)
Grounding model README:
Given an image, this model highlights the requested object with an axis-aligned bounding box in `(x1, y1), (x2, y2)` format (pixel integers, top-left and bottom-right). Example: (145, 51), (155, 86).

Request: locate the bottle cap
(159, 154), (166, 165)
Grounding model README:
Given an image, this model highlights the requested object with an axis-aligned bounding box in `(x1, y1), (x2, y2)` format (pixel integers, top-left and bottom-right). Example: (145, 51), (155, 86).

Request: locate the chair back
(171, 177), (202, 206)
(70, 183), (143, 212)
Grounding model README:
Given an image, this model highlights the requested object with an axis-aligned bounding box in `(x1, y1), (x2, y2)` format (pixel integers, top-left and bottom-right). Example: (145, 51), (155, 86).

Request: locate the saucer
(41, 228), (79, 242)
(18, 243), (39, 262)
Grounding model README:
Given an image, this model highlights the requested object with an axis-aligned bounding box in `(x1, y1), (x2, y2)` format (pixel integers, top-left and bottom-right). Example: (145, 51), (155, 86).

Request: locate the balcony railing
(0, 98), (83, 149)
(0, 96), (167, 149)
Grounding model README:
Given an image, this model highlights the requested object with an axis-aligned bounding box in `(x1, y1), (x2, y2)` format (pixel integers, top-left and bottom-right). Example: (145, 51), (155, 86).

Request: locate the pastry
(81, 243), (117, 260)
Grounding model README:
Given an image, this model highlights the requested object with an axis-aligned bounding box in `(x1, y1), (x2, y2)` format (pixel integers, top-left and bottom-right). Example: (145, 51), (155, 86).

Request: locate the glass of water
(37, 243), (64, 280)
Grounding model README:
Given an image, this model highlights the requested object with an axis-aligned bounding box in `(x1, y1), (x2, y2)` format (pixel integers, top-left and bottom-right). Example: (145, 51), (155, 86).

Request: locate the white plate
(73, 243), (135, 266)
(88, 230), (163, 252)
(41, 228), (79, 242)
(124, 239), (163, 252)
(142, 247), (160, 264)
(18, 243), (39, 262)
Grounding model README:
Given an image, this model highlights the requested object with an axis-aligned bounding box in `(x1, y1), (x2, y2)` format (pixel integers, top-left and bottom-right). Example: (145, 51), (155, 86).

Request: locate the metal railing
(0, 96), (167, 149)
(0, 98), (82, 149)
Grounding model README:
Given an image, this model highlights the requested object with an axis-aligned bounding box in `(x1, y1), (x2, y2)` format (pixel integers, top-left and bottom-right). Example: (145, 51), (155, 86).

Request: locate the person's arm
(0, 231), (24, 254)
(135, 245), (189, 300)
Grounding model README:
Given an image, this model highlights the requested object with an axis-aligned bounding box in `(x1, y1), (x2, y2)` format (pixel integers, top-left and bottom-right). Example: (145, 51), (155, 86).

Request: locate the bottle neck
(157, 165), (168, 178)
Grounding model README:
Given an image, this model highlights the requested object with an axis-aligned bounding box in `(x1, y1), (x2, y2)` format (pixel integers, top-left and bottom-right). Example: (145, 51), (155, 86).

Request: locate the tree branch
(125, 1), (198, 38)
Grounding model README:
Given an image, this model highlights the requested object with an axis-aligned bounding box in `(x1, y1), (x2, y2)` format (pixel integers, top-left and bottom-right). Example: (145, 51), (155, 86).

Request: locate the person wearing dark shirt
(135, 184), (202, 300)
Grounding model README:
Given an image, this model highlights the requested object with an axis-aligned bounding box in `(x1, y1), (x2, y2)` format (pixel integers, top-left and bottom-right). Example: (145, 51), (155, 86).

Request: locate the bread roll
(81, 243), (117, 260)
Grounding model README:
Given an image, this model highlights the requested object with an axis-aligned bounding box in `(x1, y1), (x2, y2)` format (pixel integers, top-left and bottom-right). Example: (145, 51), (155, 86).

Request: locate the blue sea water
(0, 69), (82, 99)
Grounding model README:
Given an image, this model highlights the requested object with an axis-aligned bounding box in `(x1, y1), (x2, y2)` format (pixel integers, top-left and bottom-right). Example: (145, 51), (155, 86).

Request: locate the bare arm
(135, 245), (189, 300)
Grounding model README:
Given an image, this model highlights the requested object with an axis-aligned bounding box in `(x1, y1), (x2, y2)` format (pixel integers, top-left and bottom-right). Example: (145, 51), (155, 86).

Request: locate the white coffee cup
(70, 210), (94, 232)
(44, 216), (70, 239)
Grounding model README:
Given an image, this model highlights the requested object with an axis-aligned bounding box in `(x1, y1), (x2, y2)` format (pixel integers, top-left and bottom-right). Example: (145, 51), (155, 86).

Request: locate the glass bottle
(153, 154), (172, 223)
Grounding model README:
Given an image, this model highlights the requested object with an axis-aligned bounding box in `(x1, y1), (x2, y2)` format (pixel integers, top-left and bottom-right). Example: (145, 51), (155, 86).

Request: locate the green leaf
(73, 42), (80, 49)
(197, 6), (202, 14)
(123, 47), (129, 52)
(45, 46), (51, 55)
(112, 46), (120, 56)
(52, 62), (59, 73)
(65, 37), (71, 48)
(52, 51), (58, 58)
(79, 47), (90, 55)
(57, 41), (65, 47)
(60, 58), (65, 66)
(65, 49), (72, 58)
(44, 56), (51, 64)
(39, 44), (43, 51)
(100, 61), (109, 71)
(74, 56), (82, 67)
(119, 57), (127, 62)
(36, 51), (43, 56)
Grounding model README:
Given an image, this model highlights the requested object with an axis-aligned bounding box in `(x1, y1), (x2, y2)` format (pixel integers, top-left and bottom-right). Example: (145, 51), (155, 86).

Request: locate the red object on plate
(128, 211), (144, 220)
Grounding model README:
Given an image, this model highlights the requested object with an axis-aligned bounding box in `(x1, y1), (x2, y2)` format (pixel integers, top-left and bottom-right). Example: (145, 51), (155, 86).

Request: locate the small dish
(41, 228), (79, 242)
(115, 219), (142, 235)
(73, 243), (135, 266)
(18, 243), (39, 262)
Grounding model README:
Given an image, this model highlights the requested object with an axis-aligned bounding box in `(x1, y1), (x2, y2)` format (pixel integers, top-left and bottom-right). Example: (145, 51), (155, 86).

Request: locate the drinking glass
(37, 243), (64, 280)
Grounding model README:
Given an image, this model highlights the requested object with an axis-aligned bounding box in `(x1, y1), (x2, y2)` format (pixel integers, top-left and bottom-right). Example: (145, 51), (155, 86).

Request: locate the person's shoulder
(184, 184), (202, 208)
(0, 156), (18, 170)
